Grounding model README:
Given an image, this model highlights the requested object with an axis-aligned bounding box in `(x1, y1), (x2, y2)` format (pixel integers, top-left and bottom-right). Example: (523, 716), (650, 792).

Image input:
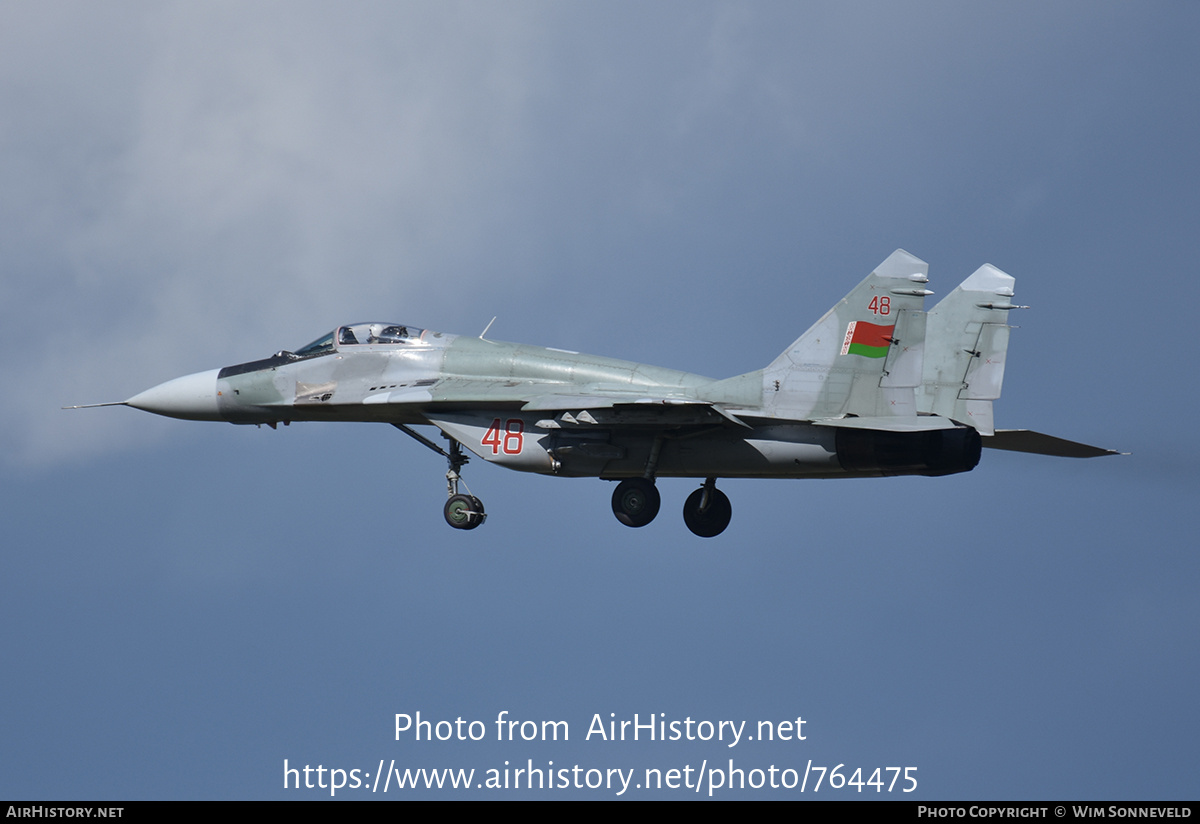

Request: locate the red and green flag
(840, 321), (893, 358)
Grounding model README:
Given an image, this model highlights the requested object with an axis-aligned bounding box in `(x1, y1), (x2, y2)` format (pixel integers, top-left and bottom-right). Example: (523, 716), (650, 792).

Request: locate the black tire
(611, 478), (661, 528)
(682, 486), (732, 537)
(444, 494), (484, 530)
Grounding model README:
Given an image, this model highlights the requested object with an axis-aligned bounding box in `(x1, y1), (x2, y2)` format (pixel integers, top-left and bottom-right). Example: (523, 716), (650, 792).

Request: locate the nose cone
(126, 369), (223, 421)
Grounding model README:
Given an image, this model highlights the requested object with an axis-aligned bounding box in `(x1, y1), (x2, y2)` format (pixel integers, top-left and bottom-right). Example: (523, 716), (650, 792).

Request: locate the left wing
(523, 395), (749, 429)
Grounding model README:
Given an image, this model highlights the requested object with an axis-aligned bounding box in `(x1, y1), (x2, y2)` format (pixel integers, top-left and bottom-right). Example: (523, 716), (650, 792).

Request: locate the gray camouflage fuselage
(90, 251), (1116, 535)
(210, 331), (858, 479)
(181, 311), (979, 481)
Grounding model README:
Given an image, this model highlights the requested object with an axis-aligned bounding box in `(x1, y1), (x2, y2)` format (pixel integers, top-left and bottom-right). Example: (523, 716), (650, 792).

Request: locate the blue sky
(2, 1), (1197, 799)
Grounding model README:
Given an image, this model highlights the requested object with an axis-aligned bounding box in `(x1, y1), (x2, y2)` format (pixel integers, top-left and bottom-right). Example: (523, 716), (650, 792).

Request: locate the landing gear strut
(393, 424), (486, 530)
(612, 477), (661, 527)
(682, 477), (731, 537)
(441, 439), (485, 530)
(612, 434), (665, 528)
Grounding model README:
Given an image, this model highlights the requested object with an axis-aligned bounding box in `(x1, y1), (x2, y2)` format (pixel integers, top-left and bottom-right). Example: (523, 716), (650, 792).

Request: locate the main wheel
(682, 486), (732, 537)
(611, 478), (661, 527)
(444, 494), (485, 530)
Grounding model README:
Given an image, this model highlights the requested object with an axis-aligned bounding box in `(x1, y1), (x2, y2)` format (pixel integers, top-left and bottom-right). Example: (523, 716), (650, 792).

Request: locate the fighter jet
(68, 250), (1119, 536)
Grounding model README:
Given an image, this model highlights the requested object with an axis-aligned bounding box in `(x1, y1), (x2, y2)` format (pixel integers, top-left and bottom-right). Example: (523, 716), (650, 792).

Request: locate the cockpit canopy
(293, 323), (427, 358)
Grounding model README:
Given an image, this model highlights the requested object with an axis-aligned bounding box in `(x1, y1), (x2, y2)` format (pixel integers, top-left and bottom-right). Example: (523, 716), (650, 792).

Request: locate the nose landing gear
(393, 424), (487, 530)
(442, 439), (485, 530)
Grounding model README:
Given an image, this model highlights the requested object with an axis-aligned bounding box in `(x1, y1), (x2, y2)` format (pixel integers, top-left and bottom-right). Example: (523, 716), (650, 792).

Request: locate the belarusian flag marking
(840, 320), (893, 358)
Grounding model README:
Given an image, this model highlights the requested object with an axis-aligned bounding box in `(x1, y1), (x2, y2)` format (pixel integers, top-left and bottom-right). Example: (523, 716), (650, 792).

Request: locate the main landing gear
(393, 424), (486, 530)
(611, 476), (732, 537)
(611, 478), (661, 527)
(682, 478), (732, 538)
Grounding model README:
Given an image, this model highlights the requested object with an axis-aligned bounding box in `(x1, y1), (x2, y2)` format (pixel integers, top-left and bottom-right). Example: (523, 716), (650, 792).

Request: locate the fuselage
(125, 322), (979, 482)
(210, 325), (737, 423)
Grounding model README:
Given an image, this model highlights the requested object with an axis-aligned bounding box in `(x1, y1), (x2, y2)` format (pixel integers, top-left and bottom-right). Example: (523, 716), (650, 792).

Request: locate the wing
(418, 384), (748, 475)
(522, 393), (749, 429)
(377, 377), (750, 428)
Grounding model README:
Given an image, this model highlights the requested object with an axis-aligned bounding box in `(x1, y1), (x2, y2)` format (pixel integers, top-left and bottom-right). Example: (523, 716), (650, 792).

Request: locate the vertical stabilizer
(763, 250), (933, 420)
(918, 264), (1023, 435)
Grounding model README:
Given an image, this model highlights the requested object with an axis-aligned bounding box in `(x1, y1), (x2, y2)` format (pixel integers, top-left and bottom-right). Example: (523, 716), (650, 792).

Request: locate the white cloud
(3, 3), (548, 465)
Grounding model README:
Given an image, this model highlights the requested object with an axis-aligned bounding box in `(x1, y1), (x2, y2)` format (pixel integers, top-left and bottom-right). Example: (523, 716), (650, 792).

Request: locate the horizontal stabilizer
(983, 430), (1123, 458)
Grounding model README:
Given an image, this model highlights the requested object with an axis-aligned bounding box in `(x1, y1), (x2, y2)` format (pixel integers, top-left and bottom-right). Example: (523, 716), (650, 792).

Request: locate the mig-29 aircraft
(69, 250), (1119, 536)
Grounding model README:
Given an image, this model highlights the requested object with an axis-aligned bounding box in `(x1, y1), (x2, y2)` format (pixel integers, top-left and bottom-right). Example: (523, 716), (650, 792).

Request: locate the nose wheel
(444, 493), (486, 530)
(682, 478), (731, 537)
(442, 439), (487, 530)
